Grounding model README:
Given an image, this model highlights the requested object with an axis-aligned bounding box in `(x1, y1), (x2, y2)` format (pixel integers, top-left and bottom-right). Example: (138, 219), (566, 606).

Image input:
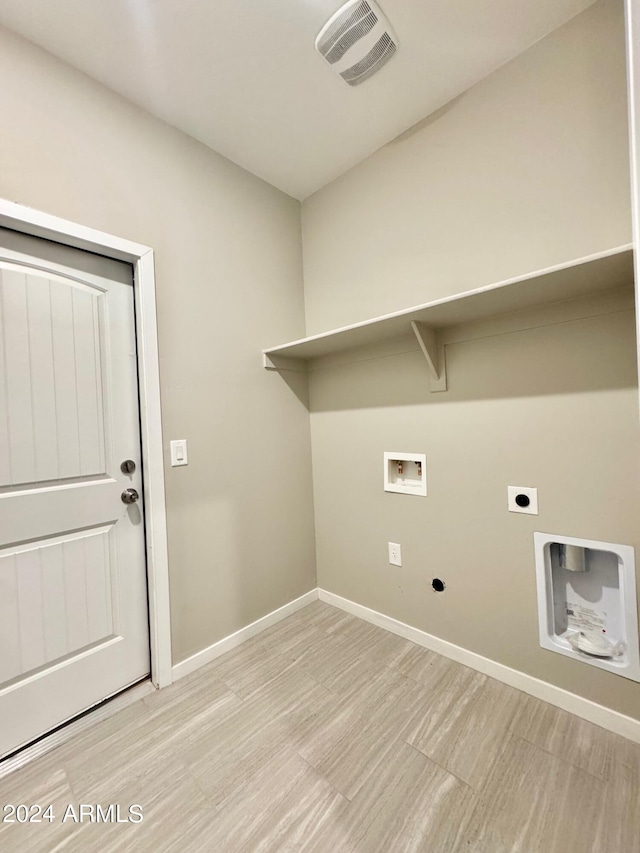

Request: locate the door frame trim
(0, 198), (173, 688)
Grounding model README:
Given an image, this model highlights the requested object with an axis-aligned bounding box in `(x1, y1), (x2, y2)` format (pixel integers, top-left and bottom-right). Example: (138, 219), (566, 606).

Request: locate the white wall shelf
(263, 245), (634, 390)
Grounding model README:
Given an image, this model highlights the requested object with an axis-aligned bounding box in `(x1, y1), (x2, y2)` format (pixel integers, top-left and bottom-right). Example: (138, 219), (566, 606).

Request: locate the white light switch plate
(170, 439), (188, 467)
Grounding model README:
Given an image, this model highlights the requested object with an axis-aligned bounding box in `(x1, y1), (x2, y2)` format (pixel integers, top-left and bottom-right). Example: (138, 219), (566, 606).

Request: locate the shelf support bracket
(411, 321), (447, 392)
(263, 352), (307, 373)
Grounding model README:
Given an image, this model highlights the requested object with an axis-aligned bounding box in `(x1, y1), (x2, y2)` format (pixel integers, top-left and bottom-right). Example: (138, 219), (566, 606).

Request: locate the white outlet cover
(388, 542), (402, 566)
(508, 485), (538, 515)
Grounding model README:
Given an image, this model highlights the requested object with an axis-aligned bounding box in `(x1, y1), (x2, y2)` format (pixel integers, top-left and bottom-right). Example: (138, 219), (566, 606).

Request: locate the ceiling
(0, 0), (596, 200)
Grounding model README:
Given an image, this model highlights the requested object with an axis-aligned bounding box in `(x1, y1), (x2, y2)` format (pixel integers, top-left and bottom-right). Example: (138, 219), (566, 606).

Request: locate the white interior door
(0, 227), (150, 758)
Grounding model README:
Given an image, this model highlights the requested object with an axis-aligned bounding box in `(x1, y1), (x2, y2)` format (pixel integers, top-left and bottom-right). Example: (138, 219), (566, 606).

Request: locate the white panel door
(0, 228), (149, 758)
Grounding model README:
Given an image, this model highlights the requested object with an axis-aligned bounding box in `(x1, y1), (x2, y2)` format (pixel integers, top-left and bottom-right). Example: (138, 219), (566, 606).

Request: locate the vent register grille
(315, 1), (397, 86)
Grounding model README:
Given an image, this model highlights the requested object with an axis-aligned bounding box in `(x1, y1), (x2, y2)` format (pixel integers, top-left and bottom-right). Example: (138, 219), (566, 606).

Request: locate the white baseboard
(318, 588), (640, 744)
(171, 589), (319, 682)
(170, 585), (640, 744)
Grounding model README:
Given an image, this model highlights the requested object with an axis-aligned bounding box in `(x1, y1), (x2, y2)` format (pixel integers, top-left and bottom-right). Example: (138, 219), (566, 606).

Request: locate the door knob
(121, 488), (140, 504)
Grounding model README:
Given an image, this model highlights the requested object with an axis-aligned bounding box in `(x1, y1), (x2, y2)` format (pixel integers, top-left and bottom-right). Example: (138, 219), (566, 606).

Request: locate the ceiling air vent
(315, 0), (398, 87)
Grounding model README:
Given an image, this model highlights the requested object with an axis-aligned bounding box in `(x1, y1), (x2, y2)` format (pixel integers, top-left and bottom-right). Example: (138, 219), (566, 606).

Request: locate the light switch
(170, 439), (188, 467)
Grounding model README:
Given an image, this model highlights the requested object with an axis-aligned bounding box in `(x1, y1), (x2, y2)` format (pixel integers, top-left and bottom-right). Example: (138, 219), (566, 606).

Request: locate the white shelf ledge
(264, 245), (634, 390)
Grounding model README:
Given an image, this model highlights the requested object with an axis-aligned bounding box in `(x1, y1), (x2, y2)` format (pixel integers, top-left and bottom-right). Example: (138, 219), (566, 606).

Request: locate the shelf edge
(263, 244), (634, 360)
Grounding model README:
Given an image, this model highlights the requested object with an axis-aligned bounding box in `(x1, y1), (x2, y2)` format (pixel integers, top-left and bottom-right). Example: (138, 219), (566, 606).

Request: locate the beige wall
(0, 26), (316, 663)
(303, 0), (640, 719)
(2, 0), (639, 719)
(302, 0), (631, 334)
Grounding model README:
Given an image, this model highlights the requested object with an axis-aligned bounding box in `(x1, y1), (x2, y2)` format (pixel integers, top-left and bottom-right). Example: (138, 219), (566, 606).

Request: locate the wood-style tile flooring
(1, 601), (639, 852)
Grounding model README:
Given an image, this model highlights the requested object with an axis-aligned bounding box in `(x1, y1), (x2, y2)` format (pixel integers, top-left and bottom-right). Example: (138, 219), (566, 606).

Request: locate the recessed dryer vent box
(384, 452), (426, 496)
(534, 532), (640, 682)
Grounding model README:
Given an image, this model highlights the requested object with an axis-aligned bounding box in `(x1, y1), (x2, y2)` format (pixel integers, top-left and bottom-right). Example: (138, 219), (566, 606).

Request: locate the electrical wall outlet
(508, 485), (538, 515)
(388, 542), (402, 566)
